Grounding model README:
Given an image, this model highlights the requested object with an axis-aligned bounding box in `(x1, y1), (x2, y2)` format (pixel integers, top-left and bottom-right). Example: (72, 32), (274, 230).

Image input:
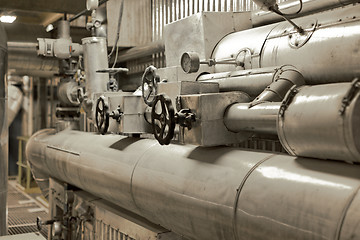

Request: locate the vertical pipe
(0, 23), (8, 236)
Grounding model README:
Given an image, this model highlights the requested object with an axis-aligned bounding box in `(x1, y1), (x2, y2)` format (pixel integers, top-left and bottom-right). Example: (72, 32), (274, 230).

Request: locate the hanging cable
(270, 0), (303, 16)
(108, 0), (124, 62)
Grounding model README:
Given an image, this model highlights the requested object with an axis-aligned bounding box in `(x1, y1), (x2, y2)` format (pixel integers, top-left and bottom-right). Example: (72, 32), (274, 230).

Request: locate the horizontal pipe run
(27, 129), (360, 240)
(114, 40), (165, 64)
(198, 67), (278, 98)
(224, 102), (280, 134)
(252, 0), (359, 27)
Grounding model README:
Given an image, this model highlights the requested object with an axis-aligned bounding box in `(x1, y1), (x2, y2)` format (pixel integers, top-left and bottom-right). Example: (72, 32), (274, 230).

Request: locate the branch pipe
(224, 65), (304, 134)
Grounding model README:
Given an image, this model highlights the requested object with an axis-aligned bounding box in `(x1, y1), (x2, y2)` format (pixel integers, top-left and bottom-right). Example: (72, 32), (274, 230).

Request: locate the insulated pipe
(8, 85), (23, 127)
(0, 23), (7, 236)
(198, 67), (279, 98)
(212, 4), (360, 84)
(27, 129), (360, 240)
(224, 65), (304, 134)
(252, 0), (359, 27)
(224, 102), (280, 134)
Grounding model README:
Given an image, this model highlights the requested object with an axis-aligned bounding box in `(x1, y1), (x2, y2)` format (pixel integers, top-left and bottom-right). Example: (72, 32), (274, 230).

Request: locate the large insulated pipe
(224, 81), (360, 163)
(0, 23), (7, 236)
(27, 129), (360, 240)
(212, 4), (360, 84)
(252, 0), (359, 27)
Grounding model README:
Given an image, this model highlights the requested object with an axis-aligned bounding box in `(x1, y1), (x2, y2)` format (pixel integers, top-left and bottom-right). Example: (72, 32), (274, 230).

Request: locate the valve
(175, 109), (196, 130)
(96, 67), (129, 92)
(142, 66), (160, 106)
(109, 106), (123, 122)
(95, 96), (109, 134)
(36, 217), (56, 231)
(151, 94), (175, 145)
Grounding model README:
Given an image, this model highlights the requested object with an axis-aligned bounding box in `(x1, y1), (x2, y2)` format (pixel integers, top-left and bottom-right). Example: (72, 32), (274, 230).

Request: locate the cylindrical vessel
(57, 80), (80, 107)
(82, 37), (109, 98)
(7, 85), (23, 126)
(224, 102), (280, 135)
(278, 82), (360, 163)
(27, 129), (360, 240)
(252, 0), (358, 27)
(0, 23), (7, 236)
(212, 4), (360, 84)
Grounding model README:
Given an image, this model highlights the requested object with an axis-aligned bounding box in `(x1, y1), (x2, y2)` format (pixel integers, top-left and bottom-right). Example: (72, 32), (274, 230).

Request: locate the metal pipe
(252, 0), (359, 27)
(198, 67), (279, 98)
(7, 42), (37, 53)
(8, 85), (23, 127)
(27, 129), (360, 240)
(0, 23), (7, 236)
(114, 40), (165, 64)
(224, 102), (280, 134)
(212, 4), (360, 84)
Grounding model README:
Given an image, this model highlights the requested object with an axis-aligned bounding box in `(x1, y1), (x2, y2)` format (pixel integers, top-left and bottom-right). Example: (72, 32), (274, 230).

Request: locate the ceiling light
(0, 15), (16, 23)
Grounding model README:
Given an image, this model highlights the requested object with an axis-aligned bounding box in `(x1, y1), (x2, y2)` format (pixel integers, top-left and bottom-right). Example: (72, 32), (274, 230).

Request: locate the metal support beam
(0, 0), (86, 14)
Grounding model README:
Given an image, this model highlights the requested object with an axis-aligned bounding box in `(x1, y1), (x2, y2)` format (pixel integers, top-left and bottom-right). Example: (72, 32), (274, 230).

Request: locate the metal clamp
(339, 78), (360, 116)
(279, 86), (299, 118)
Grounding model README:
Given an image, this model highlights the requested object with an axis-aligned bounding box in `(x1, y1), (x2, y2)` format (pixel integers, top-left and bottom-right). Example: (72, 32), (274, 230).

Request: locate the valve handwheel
(95, 96), (109, 135)
(151, 94), (175, 145)
(142, 65), (159, 106)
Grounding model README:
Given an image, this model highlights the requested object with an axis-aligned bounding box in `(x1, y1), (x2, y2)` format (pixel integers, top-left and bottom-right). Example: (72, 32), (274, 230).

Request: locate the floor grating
(7, 181), (48, 238)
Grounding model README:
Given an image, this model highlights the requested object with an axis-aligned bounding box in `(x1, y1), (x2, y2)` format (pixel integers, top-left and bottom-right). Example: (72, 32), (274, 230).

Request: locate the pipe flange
(288, 19), (317, 48)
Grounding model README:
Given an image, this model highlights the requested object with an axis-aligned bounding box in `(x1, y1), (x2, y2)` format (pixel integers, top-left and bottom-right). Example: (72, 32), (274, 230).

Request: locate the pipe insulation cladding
(0, 23), (7, 236)
(27, 129), (360, 240)
(212, 4), (360, 84)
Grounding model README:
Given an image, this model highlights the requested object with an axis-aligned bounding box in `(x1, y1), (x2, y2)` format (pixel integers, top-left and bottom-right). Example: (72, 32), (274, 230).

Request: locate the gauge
(180, 52), (200, 74)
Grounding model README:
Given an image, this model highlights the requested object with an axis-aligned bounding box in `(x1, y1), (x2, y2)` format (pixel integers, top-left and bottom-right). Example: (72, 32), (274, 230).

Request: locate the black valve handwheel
(151, 94), (175, 145)
(95, 96), (109, 135)
(142, 65), (159, 106)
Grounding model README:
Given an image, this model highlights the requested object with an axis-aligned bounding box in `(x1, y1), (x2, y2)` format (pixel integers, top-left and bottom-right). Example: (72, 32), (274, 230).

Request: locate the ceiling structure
(0, 0), (91, 43)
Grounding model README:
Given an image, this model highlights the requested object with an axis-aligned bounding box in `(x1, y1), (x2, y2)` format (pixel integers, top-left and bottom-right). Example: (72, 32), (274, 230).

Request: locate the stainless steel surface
(82, 37), (109, 99)
(224, 102), (280, 134)
(8, 85), (23, 127)
(278, 82), (360, 163)
(164, 11), (252, 68)
(178, 92), (251, 146)
(212, 4), (360, 84)
(0, 23), (7, 236)
(27, 129), (360, 240)
(252, 0), (359, 27)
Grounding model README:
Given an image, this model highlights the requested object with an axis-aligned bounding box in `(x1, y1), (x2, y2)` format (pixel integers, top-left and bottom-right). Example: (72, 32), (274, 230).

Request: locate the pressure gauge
(180, 52), (200, 74)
